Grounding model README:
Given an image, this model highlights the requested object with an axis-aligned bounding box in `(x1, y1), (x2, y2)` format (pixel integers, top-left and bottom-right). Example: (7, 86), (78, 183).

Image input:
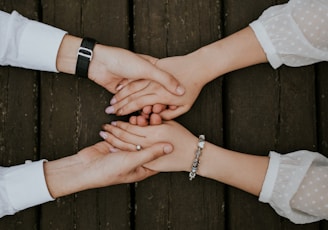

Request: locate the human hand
(56, 35), (185, 96)
(44, 141), (173, 198)
(89, 46), (185, 95)
(105, 54), (209, 122)
(99, 120), (199, 172)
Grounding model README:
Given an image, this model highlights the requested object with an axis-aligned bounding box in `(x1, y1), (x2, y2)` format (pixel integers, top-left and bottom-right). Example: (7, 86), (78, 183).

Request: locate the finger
(140, 111), (150, 119)
(111, 80), (151, 104)
(92, 141), (112, 153)
(115, 78), (131, 91)
(136, 116), (149, 126)
(138, 54), (159, 65)
(142, 105), (152, 115)
(146, 66), (185, 96)
(110, 80), (151, 105)
(130, 143), (173, 167)
(127, 167), (159, 182)
(152, 104), (166, 113)
(149, 113), (163, 125)
(129, 116), (137, 125)
(99, 130), (138, 151)
(114, 121), (148, 136)
(159, 106), (188, 120)
(102, 123), (145, 144)
(107, 94), (166, 116)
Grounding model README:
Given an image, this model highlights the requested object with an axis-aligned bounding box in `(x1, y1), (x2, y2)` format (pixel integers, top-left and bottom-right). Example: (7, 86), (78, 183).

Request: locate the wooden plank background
(0, 0), (327, 229)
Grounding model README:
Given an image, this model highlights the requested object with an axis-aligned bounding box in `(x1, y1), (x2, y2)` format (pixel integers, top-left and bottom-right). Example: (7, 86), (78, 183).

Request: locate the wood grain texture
(133, 1), (224, 229)
(40, 1), (131, 229)
(0, 0), (327, 229)
(0, 1), (40, 229)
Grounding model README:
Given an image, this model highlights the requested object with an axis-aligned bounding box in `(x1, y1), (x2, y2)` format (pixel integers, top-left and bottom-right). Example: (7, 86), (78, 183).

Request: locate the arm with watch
(0, 10), (177, 218)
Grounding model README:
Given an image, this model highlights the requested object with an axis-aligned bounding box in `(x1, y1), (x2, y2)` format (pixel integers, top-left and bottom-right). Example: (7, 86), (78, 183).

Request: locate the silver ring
(136, 144), (142, 151)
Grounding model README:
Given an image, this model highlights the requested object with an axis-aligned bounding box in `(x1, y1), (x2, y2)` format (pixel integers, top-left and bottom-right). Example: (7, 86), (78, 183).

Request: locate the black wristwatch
(75, 37), (97, 78)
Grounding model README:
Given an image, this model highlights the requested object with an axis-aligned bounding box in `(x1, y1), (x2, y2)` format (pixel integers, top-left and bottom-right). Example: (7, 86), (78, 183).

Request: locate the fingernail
(163, 145), (173, 154)
(111, 121), (117, 126)
(99, 131), (108, 139)
(105, 106), (115, 114)
(116, 84), (124, 91)
(176, 86), (185, 95)
(117, 109), (123, 116)
(110, 147), (119, 153)
(110, 97), (117, 105)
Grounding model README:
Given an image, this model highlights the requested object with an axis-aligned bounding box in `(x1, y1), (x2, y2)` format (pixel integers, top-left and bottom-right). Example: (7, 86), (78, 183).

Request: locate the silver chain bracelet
(189, 134), (205, 181)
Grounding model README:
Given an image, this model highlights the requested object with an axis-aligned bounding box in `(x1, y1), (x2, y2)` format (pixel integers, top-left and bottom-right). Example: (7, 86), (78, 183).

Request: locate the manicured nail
(110, 97), (117, 105)
(99, 131), (108, 139)
(111, 121), (117, 126)
(105, 106), (115, 114)
(163, 145), (173, 154)
(116, 84), (124, 91)
(109, 147), (119, 153)
(176, 86), (185, 95)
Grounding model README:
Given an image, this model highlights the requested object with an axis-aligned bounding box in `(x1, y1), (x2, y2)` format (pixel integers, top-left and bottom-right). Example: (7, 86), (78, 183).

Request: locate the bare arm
(107, 27), (267, 123)
(44, 141), (172, 198)
(100, 120), (268, 196)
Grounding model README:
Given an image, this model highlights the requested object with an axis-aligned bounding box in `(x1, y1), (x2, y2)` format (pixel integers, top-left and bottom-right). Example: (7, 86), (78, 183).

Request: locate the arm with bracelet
(101, 120), (328, 224)
(100, 1), (328, 223)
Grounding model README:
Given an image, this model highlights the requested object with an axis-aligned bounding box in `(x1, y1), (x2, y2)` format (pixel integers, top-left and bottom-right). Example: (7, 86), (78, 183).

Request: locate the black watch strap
(75, 37), (97, 78)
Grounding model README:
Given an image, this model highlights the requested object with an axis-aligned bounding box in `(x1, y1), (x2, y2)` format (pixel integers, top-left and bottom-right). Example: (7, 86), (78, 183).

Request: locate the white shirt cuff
(249, 20), (282, 69)
(259, 151), (280, 203)
(4, 160), (54, 213)
(17, 12), (67, 72)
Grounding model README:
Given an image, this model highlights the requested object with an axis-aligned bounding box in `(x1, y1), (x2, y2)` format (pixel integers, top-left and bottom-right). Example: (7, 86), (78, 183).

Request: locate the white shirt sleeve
(0, 160), (54, 218)
(249, 0), (328, 69)
(0, 10), (67, 72)
(259, 150), (328, 224)
(0, 10), (65, 217)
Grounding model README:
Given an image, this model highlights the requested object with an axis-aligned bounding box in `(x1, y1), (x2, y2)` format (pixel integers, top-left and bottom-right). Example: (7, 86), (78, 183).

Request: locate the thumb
(160, 107), (187, 120)
(132, 143), (173, 166)
(138, 54), (185, 96)
(146, 66), (185, 96)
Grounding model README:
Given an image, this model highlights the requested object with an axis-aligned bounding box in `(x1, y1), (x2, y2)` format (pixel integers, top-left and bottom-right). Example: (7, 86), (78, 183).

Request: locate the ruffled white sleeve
(249, 0), (328, 69)
(0, 10), (66, 72)
(259, 150), (328, 224)
(0, 160), (54, 218)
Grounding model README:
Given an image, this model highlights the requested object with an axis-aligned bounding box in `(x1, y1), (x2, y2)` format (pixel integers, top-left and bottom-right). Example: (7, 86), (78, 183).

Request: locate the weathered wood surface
(0, 0), (327, 229)
(133, 1), (224, 229)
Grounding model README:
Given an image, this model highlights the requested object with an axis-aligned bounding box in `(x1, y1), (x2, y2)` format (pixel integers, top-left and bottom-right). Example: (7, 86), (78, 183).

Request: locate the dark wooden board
(0, 0), (326, 229)
(316, 62), (328, 229)
(133, 1), (225, 229)
(39, 1), (131, 229)
(224, 0), (321, 229)
(0, 1), (41, 229)
(224, 0), (282, 229)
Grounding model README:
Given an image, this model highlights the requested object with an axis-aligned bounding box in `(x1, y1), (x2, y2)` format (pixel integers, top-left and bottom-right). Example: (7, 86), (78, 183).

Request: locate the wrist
(87, 44), (108, 81)
(56, 35), (82, 74)
(44, 154), (87, 198)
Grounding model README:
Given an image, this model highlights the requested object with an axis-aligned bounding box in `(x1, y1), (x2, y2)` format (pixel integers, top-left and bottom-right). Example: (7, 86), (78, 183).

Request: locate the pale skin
(43, 34), (180, 198)
(106, 27), (268, 125)
(98, 26), (271, 196)
(100, 120), (269, 196)
(44, 141), (172, 198)
(45, 26), (266, 199)
(56, 34), (185, 95)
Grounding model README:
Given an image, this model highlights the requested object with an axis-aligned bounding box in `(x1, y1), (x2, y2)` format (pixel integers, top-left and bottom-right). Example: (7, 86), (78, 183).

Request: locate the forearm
(43, 154), (87, 198)
(197, 142), (269, 196)
(189, 27), (267, 85)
